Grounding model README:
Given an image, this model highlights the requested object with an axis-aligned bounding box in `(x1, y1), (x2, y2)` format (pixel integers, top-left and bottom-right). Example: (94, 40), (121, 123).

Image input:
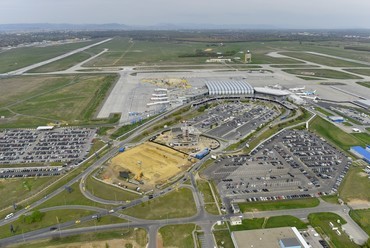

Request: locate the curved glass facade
(206, 81), (254, 96)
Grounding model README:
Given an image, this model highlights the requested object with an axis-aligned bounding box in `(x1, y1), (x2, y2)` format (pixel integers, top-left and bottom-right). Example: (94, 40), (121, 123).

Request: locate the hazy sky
(2, 0), (370, 28)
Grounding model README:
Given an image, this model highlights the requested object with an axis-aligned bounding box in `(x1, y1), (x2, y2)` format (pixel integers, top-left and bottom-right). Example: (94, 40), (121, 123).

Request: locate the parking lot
(0, 128), (96, 165)
(329, 105), (370, 125)
(0, 166), (62, 178)
(189, 101), (279, 140)
(202, 130), (350, 203)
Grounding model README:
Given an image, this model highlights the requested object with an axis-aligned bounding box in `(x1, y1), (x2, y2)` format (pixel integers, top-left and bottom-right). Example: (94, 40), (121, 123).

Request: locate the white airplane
(151, 97), (169, 101)
(152, 93), (167, 97)
(289, 86), (305, 92)
(146, 101), (170, 106)
(300, 95), (319, 100)
(296, 90), (316, 96)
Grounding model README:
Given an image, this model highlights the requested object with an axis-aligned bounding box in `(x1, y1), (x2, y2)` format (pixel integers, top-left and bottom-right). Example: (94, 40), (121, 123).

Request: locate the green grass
(110, 115), (157, 140)
(356, 81), (370, 89)
(35, 183), (107, 210)
(343, 122), (353, 126)
(352, 133), (370, 144)
(196, 180), (219, 215)
(159, 224), (195, 248)
(229, 218), (265, 232)
(0, 209), (96, 239)
(339, 166), (370, 203)
(308, 212), (359, 248)
(85, 175), (141, 202)
(321, 195), (340, 204)
(85, 38), (301, 66)
(309, 116), (366, 151)
(238, 198), (320, 212)
(28, 51), (93, 73)
(0, 74), (119, 128)
(0, 177), (58, 214)
(11, 228), (147, 248)
(0, 40), (98, 73)
(281, 52), (368, 67)
(350, 209), (370, 236)
(315, 106), (332, 116)
(213, 230), (235, 248)
(121, 187), (197, 219)
(296, 76), (325, 80)
(345, 70), (370, 77)
(265, 215), (308, 229)
(283, 69), (362, 79)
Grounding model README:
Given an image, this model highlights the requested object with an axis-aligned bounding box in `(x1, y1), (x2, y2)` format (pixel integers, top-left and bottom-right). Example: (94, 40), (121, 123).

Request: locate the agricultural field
(109, 142), (193, 188)
(121, 187), (197, 219)
(0, 74), (118, 128)
(0, 40), (98, 73)
(281, 52), (368, 67)
(282, 68), (362, 79)
(158, 224), (196, 248)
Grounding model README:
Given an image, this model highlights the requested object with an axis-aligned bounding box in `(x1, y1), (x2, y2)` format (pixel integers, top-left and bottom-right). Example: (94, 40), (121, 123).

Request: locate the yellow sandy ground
(111, 142), (192, 185)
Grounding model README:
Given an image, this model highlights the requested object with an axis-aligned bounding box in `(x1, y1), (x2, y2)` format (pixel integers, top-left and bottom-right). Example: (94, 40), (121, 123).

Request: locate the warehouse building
(350, 146), (370, 164)
(328, 116), (344, 123)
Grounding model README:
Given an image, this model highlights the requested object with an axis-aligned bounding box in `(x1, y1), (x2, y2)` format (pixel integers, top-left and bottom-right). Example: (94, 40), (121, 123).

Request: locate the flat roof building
(231, 227), (310, 248)
(328, 116), (344, 123)
(350, 146), (370, 164)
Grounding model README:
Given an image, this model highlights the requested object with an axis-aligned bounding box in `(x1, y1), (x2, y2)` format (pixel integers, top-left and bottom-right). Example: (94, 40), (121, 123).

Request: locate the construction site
(102, 142), (195, 190)
(154, 122), (220, 154)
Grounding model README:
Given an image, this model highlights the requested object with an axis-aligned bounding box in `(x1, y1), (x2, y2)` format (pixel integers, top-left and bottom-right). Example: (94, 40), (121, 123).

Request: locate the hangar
(206, 80), (254, 96)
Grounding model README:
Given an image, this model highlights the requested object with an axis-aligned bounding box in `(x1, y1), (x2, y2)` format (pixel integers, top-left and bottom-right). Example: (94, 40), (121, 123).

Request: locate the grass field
(339, 166), (370, 204)
(10, 228), (147, 248)
(321, 195), (340, 204)
(356, 81), (370, 89)
(0, 177), (58, 213)
(0, 74), (118, 128)
(350, 209), (370, 236)
(345, 69), (370, 77)
(283, 68), (362, 79)
(35, 183), (107, 209)
(0, 209), (96, 239)
(229, 218), (265, 232)
(158, 224), (195, 248)
(238, 198), (320, 212)
(29, 51), (93, 73)
(121, 187), (197, 219)
(0, 40), (97, 73)
(352, 133), (370, 144)
(110, 142), (192, 187)
(196, 179), (219, 215)
(281, 52), (368, 67)
(308, 212), (359, 248)
(265, 215), (308, 229)
(84, 38), (302, 67)
(309, 116), (366, 151)
(213, 230), (235, 248)
(85, 175), (141, 201)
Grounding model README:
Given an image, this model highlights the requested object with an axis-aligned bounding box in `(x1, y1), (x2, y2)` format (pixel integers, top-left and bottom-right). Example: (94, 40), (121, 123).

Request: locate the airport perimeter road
(4, 38), (112, 75)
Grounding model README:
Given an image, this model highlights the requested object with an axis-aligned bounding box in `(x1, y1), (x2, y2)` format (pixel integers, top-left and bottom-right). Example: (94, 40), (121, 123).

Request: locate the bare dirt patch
(347, 199), (370, 210)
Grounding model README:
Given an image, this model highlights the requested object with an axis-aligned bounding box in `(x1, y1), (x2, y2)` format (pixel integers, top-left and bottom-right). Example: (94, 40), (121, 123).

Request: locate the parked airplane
(289, 86), (305, 92)
(296, 90), (316, 96)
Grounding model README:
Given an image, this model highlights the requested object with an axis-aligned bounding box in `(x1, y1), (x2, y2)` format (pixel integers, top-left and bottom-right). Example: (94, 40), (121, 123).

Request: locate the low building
(36, 126), (54, 131)
(353, 99), (370, 110)
(231, 203), (241, 213)
(328, 116), (344, 123)
(231, 227), (310, 248)
(230, 216), (242, 226)
(350, 146), (370, 164)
